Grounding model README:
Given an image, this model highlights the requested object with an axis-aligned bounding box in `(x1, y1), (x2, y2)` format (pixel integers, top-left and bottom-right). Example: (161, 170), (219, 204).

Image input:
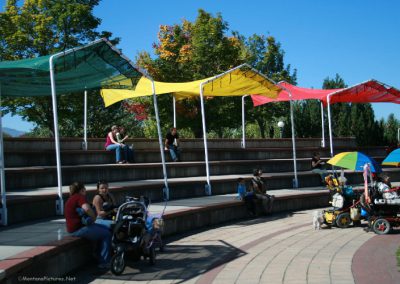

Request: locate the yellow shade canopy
(100, 64), (282, 107)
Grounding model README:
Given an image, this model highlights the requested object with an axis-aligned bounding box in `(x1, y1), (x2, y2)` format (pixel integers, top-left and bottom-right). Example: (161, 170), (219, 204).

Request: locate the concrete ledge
(4, 145), (386, 167)
(0, 191), (329, 282)
(5, 168), (400, 224)
(3, 137), (357, 151)
(0, 237), (91, 283)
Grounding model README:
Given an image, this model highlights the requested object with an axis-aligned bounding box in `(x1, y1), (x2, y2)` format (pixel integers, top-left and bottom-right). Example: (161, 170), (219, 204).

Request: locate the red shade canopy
(323, 80), (400, 105)
(251, 80), (400, 107)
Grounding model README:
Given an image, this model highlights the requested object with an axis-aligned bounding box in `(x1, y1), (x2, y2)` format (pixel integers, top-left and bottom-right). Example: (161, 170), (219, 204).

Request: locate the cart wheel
(149, 246), (156, 265)
(372, 218), (391, 235)
(336, 212), (352, 228)
(111, 252), (125, 275)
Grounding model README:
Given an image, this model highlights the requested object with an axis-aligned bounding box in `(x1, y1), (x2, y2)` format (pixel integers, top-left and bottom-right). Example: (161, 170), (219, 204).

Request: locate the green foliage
(294, 100), (322, 138)
(136, 10), (296, 138)
(397, 246), (400, 269)
(242, 35), (296, 138)
(383, 114), (400, 145)
(0, 0), (119, 137)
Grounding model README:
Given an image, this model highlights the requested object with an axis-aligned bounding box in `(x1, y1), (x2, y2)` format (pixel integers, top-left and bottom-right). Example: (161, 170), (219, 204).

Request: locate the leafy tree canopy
(0, 0), (128, 137)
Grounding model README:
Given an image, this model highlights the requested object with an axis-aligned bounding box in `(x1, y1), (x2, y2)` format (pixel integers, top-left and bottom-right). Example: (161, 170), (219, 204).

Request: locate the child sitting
(237, 178), (256, 216)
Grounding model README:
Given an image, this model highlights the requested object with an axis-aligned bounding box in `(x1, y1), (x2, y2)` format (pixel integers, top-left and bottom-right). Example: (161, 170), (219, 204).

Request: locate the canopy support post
(0, 84), (8, 226)
(320, 101), (325, 148)
(199, 82), (211, 195)
(49, 55), (64, 215)
(289, 99), (298, 188)
(83, 89), (88, 150)
(151, 80), (169, 200)
(327, 94), (334, 157)
(397, 127), (400, 143)
(173, 95), (176, 128)
(241, 95), (248, 149)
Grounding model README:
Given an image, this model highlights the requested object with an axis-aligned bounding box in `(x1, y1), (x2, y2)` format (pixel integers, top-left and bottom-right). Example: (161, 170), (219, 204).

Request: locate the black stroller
(110, 196), (164, 275)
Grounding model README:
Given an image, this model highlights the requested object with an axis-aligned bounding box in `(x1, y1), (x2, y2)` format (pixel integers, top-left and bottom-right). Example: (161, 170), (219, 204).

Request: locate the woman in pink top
(105, 125), (128, 164)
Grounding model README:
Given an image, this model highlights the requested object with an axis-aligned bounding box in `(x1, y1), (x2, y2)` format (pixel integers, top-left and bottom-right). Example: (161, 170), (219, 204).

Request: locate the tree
(294, 100), (322, 138)
(243, 35), (297, 137)
(322, 74), (348, 138)
(0, 0), (122, 137)
(136, 9), (245, 137)
(136, 10), (299, 138)
(384, 114), (399, 145)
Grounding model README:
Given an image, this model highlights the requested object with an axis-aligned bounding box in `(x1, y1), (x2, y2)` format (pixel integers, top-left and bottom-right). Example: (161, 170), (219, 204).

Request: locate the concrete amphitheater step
(5, 168), (400, 224)
(3, 137), (357, 151)
(4, 145), (387, 167)
(4, 154), (388, 190)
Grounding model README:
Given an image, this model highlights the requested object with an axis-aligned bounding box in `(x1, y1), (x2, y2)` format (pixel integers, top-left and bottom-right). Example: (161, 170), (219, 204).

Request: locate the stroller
(110, 196), (164, 275)
(360, 183), (400, 235)
(322, 174), (361, 228)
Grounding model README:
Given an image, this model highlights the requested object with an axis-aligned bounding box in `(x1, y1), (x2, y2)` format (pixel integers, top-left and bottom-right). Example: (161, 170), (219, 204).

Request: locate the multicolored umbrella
(382, 148), (400, 167)
(327, 151), (381, 173)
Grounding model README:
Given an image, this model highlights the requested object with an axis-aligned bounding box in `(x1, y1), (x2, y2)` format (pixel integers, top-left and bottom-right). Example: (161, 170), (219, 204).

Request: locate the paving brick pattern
(73, 209), (399, 284)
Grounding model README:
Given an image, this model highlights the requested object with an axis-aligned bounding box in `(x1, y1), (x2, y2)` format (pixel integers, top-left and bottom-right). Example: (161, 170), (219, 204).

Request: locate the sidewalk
(71, 209), (400, 284)
(1, 186), (399, 283)
(0, 187), (325, 261)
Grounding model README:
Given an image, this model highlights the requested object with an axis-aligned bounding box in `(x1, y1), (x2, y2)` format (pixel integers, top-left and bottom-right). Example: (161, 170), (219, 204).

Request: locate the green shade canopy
(0, 38), (142, 97)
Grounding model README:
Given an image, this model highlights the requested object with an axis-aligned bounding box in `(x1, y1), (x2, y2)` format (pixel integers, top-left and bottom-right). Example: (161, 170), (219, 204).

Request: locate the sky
(1, 0), (400, 132)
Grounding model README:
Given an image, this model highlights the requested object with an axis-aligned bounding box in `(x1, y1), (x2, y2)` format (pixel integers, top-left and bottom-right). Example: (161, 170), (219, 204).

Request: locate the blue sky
(1, 0), (400, 132)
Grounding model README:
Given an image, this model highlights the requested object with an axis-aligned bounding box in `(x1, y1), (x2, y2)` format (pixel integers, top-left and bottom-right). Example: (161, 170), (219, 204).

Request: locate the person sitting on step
(250, 169), (275, 214)
(92, 180), (117, 229)
(105, 125), (129, 164)
(165, 127), (181, 162)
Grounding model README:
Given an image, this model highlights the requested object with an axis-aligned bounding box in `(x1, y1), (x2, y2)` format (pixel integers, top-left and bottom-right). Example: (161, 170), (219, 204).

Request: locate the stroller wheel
(336, 212), (351, 228)
(149, 246), (156, 265)
(372, 218), (391, 235)
(111, 252), (126, 275)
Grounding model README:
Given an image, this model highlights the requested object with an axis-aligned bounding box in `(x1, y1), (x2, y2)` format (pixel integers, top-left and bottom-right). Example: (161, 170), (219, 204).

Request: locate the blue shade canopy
(382, 148), (400, 167)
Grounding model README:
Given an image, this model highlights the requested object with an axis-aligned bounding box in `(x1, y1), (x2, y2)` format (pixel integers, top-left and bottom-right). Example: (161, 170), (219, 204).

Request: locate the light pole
(278, 121), (285, 138)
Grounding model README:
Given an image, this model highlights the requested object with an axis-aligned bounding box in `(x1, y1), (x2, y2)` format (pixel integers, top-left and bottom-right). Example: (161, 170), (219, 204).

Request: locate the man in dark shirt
(311, 152), (327, 184)
(165, 127), (181, 162)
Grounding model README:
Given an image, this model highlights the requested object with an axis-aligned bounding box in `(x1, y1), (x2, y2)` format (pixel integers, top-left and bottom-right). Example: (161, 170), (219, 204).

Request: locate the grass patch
(397, 246), (400, 270)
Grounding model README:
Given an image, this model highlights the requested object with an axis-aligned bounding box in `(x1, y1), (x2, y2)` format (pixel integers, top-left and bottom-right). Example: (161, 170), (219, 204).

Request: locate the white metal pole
(320, 101), (325, 148)
(241, 95), (248, 149)
(83, 90), (88, 150)
(172, 95), (176, 128)
(289, 97), (298, 188)
(0, 84), (8, 225)
(150, 80), (169, 200)
(398, 127), (400, 143)
(49, 55), (64, 215)
(199, 82), (211, 195)
(327, 94), (334, 157)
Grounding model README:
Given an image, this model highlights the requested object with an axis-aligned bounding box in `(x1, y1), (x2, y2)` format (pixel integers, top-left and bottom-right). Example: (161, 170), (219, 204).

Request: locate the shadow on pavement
(71, 242), (246, 283)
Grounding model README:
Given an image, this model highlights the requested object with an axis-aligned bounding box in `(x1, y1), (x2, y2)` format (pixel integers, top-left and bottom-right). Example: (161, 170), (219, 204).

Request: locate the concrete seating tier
(5, 168), (400, 224)
(4, 146), (387, 167)
(3, 137), (357, 151)
(4, 156), (387, 190)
